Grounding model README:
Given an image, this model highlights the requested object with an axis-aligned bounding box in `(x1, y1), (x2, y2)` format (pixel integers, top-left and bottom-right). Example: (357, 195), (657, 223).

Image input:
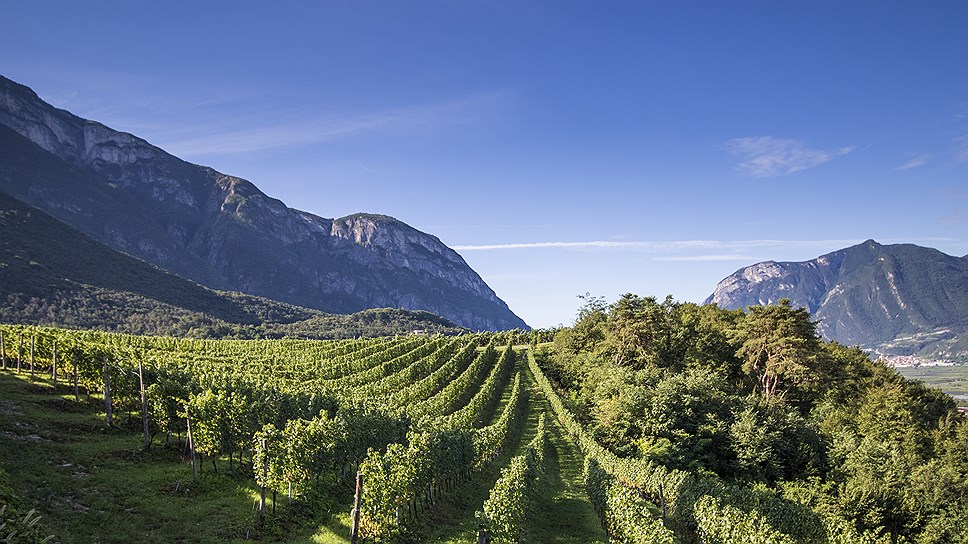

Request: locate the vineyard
(0, 325), (602, 543)
(0, 321), (964, 543)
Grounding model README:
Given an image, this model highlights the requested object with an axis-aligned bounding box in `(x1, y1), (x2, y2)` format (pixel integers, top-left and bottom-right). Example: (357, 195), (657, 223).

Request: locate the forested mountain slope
(0, 190), (463, 338)
(0, 75), (526, 331)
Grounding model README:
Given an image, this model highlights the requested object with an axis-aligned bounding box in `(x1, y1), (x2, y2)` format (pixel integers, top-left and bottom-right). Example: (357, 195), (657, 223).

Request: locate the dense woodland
(0, 294), (966, 543)
(539, 294), (968, 543)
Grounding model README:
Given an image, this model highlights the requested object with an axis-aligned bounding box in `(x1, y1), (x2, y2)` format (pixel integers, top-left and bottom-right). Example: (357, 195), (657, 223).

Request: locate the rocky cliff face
(0, 75), (526, 331)
(706, 240), (968, 360)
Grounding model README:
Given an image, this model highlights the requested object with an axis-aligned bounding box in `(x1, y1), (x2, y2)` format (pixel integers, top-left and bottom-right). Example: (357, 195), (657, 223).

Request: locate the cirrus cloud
(725, 136), (854, 177)
(896, 153), (933, 170)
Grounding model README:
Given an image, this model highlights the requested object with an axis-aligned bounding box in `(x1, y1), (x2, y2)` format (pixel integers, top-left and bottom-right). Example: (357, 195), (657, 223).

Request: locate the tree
(734, 300), (822, 402)
(602, 294), (670, 367)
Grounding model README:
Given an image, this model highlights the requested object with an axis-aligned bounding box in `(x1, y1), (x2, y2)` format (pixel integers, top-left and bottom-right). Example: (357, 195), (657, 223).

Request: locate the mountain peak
(0, 75), (39, 101)
(707, 241), (968, 361)
(0, 74), (527, 331)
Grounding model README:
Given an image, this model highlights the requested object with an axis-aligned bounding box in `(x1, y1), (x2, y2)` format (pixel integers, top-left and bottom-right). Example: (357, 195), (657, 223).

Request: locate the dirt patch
(2, 431), (49, 442)
(25, 382), (55, 394)
(59, 495), (90, 513)
(0, 399), (22, 416)
(39, 397), (74, 412)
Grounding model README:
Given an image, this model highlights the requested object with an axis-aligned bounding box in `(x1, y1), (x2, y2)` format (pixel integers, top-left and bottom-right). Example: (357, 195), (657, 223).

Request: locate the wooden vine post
(186, 404), (197, 481)
(259, 437), (268, 527)
(103, 356), (112, 427)
(72, 352), (79, 402)
(350, 472), (363, 543)
(29, 335), (35, 378)
(1, 329), (6, 371)
(51, 340), (57, 382)
(138, 360), (149, 449)
(17, 333), (23, 372)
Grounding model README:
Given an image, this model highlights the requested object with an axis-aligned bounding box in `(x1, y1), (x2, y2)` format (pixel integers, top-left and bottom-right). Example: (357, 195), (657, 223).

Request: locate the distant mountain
(0, 189), (465, 338)
(0, 75), (526, 331)
(705, 240), (968, 362)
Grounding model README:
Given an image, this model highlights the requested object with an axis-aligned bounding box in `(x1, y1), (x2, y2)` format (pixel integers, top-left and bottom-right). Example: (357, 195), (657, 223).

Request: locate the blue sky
(4, 1), (968, 327)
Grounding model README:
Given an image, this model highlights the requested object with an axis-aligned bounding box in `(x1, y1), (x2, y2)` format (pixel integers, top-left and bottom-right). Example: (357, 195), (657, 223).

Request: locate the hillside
(0, 331), (609, 543)
(705, 239), (968, 361)
(0, 75), (526, 331)
(0, 190), (464, 338)
(3, 294), (966, 544)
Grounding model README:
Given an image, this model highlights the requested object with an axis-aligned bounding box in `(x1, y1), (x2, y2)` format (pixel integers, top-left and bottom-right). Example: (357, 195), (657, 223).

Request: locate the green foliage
(0, 469), (54, 544)
(358, 442), (426, 540)
(5, 290), (968, 544)
(479, 414), (547, 543)
(584, 458), (674, 544)
(354, 344), (524, 540)
(474, 372), (526, 466)
(694, 495), (796, 544)
(734, 299), (825, 402)
(728, 396), (825, 484)
(538, 293), (968, 544)
(435, 343), (515, 430)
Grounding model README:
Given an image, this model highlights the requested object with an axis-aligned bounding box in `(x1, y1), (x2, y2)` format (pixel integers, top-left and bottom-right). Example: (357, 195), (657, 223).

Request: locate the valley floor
(895, 364), (968, 408)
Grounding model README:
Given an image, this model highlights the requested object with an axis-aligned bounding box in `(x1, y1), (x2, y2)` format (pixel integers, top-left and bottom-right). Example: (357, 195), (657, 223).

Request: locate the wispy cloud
(453, 237), (961, 254)
(453, 239), (868, 252)
(896, 153), (933, 170)
(725, 136), (854, 177)
(160, 90), (512, 157)
(653, 254), (758, 262)
(453, 241), (665, 251)
(7, 63), (513, 158)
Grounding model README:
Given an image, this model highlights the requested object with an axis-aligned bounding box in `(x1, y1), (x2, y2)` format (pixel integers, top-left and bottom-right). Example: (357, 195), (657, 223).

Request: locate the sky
(3, 1), (967, 328)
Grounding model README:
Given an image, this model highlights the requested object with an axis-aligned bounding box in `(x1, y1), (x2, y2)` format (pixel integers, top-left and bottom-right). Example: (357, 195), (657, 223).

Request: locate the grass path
(526, 360), (608, 544)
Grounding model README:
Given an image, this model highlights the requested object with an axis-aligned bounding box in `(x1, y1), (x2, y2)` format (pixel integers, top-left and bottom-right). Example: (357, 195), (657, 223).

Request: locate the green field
(895, 364), (968, 407)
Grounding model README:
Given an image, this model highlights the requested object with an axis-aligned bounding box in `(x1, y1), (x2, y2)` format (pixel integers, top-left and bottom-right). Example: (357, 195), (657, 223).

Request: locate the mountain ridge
(706, 239), (968, 361)
(0, 75), (526, 331)
(0, 188), (465, 338)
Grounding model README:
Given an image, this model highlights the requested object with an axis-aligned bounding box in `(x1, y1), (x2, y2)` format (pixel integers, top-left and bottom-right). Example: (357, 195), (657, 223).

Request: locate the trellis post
(103, 356), (112, 426)
(351, 472), (363, 543)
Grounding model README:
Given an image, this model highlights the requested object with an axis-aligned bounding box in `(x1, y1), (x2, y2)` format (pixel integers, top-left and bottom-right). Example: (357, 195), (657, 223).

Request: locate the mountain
(0, 189), (465, 338)
(705, 240), (968, 361)
(0, 75), (526, 331)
